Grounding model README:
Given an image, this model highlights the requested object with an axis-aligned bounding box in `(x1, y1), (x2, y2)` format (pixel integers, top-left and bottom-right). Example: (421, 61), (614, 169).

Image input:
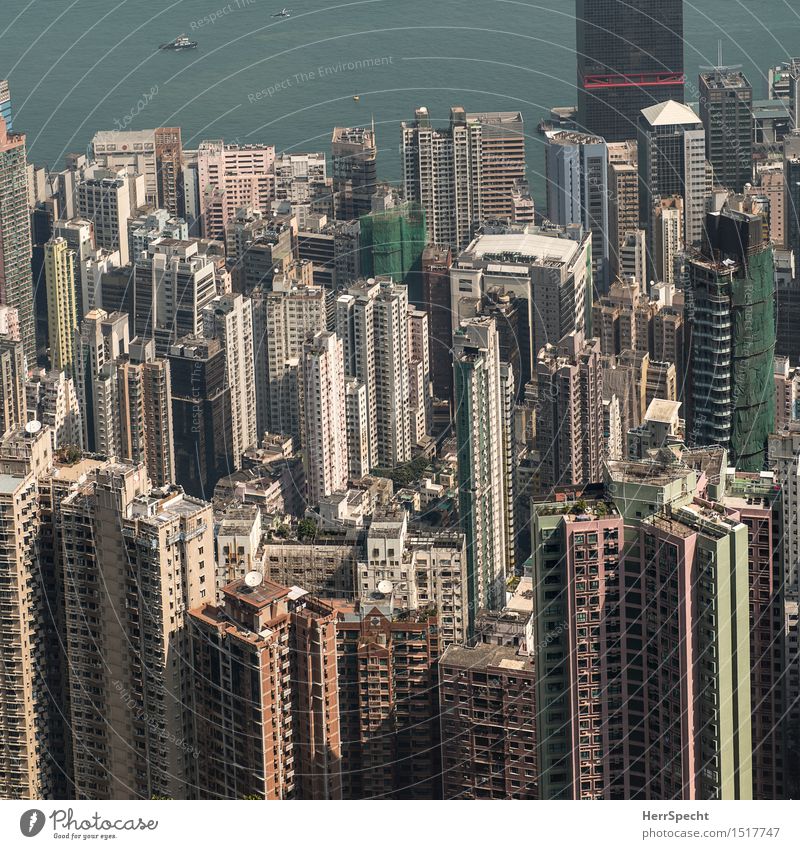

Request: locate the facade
(0, 114), (35, 362)
(699, 69), (754, 192)
(203, 293), (258, 469)
(421, 244), (454, 401)
(44, 237), (78, 373)
(545, 130), (610, 291)
(302, 331), (348, 506)
(453, 317), (508, 627)
(688, 207), (776, 471)
(190, 578), (342, 800)
(576, 0), (685, 142)
(332, 125), (377, 218)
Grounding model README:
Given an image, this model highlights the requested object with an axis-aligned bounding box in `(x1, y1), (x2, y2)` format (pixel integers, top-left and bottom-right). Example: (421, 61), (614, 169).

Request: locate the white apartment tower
(303, 331), (348, 506)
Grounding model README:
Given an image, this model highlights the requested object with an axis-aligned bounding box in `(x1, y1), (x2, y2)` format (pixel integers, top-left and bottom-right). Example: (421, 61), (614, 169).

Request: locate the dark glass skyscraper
(576, 0), (685, 142)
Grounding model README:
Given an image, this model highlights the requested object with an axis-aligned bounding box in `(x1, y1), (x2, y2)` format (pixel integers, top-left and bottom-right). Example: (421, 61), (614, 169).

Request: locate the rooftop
(641, 100), (702, 128)
(463, 230), (580, 265)
(440, 642), (532, 672)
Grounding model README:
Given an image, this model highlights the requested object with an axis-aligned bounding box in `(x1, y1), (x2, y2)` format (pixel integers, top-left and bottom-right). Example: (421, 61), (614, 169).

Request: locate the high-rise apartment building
(545, 130), (611, 291)
(25, 368), (83, 450)
(0, 327), (26, 437)
(453, 316), (508, 627)
(133, 239), (217, 354)
(402, 107), (526, 249)
(302, 331), (348, 506)
(337, 277), (413, 468)
(688, 207), (775, 471)
(332, 125), (377, 218)
(252, 277), (326, 440)
(0, 79), (12, 131)
(638, 101), (708, 278)
(116, 338), (175, 487)
(190, 577), (342, 800)
(154, 126), (184, 216)
(576, 0), (685, 142)
(197, 140), (275, 240)
(699, 68), (754, 192)
(61, 465), (215, 799)
(535, 331), (604, 492)
(421, 244), (454, 401)
(203, 293), (257, 468)
(0, 111), (36, 362)
(0, 425), (52, 798)
(44, 237), (78, 373)
(607, 140), (639, 279)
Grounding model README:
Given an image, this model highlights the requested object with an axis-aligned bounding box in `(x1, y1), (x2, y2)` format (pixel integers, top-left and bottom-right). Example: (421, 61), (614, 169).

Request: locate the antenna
(377, 579), (393, 595)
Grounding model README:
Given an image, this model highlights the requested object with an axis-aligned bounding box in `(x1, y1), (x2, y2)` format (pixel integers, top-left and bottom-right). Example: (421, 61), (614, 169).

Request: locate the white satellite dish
(377, 579), (393, 595)
(244, 571), (264, 588)
(25, 420), (42, 435)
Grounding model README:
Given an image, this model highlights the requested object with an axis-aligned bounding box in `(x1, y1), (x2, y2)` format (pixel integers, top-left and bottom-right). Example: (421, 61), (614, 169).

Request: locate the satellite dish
(244, 571), (263, 588)
(377, 579), (393, 595)
(25, 420), (42, 435)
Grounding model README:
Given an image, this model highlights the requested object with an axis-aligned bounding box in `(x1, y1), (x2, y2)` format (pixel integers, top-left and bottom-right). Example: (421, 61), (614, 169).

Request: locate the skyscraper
(545, 130), (611, 291)
(453, 316), (508, 628)
(44, 237), (78, 373)
(688, 206), (775, 471)
(302, 331), (348, 506)
(699, 68), (754, 192)
(576, 0), (685, 142)
(332, 125), (377, 219)
(0, 108), (35, 362)
(638, 101), (708, 278)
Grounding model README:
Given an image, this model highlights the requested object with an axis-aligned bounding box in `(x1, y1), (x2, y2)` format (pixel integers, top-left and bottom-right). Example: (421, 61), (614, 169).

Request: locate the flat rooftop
(441, 642), (532, 672)
(464, 231), (579, 265)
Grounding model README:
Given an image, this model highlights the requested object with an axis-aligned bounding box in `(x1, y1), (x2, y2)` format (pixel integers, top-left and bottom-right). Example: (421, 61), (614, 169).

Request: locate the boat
(353, 95), (360, 102)
(159, 35), (198, 51)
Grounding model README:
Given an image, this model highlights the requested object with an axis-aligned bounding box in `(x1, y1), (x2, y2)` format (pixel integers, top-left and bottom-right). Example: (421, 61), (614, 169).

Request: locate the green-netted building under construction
(688, 207), (775, 472)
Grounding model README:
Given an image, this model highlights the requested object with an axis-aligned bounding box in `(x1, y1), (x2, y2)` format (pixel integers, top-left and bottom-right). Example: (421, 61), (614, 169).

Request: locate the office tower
(0, 424), (52, 798)
(77, 166), (144, 266)
(722, 473), (786, 799)
(168, 336), (233, 499)
(638, 101), (708, 278)
(116, 338), (175, 487)
(190, 577), (342, 800)
(133, 239), (217, 353)
(358, 196), (426, 297)
(297, 216), (361, 290)
(531, 495), (624, 799)
(688, 207), (775, 471)
(44, 237), (78, 373)
(0, 332), (26, 437)
(421, 244), (454, 401)
(576, 0), (685, 142)
(0, 79), (12, 131)
(535, 331), (604, 492)
(92, 128), (159, 204)
(252, 277), (326, 440)
(0, 112), (35, 363)
(337, 277), (412, 468)
(545, 130), (610, 291)
(332, 125), (377, 218)
(652, 196), (684, 288)
(202, 293), (257, 467)
(25, 368), (83, 450)
(302, 331), (348, 506)
(273, 151), (328, 204)
(402, 107), (526, 249)
(335, 601), (440, 799)
(74, 308), (129, 452)
(128, 208), (188, 259)
(699, 68), (754, 192)
(196, 140), (275, 239)
(451, 226), (591, 384)
(62, 466), (214, 799)
(453, 316), (508, 627)
(154, 126), (184, 215)
(784, 132), (800, 266)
